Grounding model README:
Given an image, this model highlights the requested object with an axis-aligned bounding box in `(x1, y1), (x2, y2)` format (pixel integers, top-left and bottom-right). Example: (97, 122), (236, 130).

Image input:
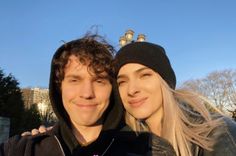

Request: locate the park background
(0, 0), (236, 140)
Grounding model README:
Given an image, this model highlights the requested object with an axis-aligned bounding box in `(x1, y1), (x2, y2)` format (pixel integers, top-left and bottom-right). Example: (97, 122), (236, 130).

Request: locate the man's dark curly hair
(52, 34), (116, 90)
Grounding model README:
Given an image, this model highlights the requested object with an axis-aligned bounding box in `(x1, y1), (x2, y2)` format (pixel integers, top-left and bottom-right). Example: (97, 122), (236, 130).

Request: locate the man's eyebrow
(64, 74), (81, 79)
(94, 74), (110, 81)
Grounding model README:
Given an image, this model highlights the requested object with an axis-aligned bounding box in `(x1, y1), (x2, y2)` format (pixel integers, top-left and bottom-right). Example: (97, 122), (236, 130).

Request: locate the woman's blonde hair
(125, 75), (223, 156)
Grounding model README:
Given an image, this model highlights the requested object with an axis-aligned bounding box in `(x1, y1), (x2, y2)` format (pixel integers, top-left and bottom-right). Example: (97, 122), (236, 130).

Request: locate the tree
(0, 68), (25, 135)
(39, 103), (56, 126)
(228, 109), (236, 121)
(181, 69), (236, 116)
(22, 87), (56, 126)
(21, 104), (41, 131)
(0, 68), (42, 136)
(35, 89), (56, 125)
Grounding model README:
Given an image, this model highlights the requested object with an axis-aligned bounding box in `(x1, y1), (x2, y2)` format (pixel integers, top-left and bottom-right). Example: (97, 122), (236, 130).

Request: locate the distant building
(21, 87), (57, 124)
(21, 87), (49, 109)
(21, 87), (54, 115)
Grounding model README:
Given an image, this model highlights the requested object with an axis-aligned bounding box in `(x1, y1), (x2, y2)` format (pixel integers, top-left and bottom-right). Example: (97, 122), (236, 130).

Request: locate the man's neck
(72, 124), (103, 145)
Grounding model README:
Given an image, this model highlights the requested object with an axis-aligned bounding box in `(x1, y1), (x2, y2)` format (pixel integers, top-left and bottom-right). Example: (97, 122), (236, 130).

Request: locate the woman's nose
(127, 80), (140, 96)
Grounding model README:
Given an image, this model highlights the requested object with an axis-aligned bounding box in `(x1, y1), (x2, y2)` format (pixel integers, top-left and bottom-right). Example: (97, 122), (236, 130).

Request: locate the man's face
(61, 55), (112, 128)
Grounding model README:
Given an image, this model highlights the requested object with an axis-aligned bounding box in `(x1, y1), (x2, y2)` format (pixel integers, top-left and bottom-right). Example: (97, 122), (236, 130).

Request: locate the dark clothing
(0, 123), (175, 156)
(0, 40), (176, 156)
(197, 117), (236, 156)
(184, 108), (236, 156)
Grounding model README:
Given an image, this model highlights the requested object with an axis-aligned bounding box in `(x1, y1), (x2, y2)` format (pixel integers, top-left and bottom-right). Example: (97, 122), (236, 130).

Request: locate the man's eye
(96, 79), (104, 83)
(69, 79), (78, 83)
(95, 79), (108, 85)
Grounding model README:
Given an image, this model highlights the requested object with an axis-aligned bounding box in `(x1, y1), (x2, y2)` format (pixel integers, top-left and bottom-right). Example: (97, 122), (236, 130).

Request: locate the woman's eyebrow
(135, 67), (150, 73)
(117, 67), (150, 80)
(117, 74), (126, 80)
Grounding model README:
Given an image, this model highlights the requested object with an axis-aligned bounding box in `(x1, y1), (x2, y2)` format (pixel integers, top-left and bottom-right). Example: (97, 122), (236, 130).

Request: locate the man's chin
(73, 116), (104, 127)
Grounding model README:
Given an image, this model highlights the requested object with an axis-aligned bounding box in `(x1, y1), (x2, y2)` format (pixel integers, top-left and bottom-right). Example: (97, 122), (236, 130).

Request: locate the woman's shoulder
(120, 131), (176, 156)
(210, 115), (236, 136)
(218, 116), (236, 142)
(206, 116), (236, 155)
(150, 133), (176, 156)
(222, 116), (236, 131)
(115, 127), (176, 156)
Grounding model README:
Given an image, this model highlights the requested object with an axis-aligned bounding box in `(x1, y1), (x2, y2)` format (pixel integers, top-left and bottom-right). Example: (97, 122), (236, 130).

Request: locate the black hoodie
(0, 43), (176, 156)
(48, 44), (126, 154)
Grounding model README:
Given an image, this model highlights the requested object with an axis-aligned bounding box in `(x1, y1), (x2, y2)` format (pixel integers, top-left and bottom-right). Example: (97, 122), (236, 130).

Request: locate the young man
(0, 34), (175, 156)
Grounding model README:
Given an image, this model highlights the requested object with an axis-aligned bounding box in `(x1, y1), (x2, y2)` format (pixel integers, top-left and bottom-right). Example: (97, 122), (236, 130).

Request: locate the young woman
(114, 41), (236, 156)
(15, 35), (176, 156)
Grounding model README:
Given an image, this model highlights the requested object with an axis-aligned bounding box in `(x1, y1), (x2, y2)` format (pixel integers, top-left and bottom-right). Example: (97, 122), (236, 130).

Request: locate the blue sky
(0, 0), (235, 88)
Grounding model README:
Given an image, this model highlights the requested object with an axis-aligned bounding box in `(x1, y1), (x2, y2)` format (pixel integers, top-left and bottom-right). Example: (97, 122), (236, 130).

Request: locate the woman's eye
(117, 80), (126, 86)
(141, 73), (152, 78)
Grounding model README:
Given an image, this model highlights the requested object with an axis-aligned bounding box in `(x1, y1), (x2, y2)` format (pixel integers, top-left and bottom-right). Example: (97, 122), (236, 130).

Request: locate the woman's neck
(145, 106), (164, 136)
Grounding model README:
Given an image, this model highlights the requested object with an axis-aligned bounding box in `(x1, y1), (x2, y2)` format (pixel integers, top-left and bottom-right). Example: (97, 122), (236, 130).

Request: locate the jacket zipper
(54, 135), (66, 156)
(54, 135), (114, 156)
(100, 138), (115, 156)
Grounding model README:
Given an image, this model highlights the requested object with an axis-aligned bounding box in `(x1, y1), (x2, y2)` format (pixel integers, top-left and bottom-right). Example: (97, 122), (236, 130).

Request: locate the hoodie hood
(48, 41), (125, 148)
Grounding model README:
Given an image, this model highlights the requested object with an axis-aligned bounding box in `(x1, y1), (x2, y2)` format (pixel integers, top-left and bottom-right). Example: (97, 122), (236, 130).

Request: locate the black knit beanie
(114, 42), (176, 89)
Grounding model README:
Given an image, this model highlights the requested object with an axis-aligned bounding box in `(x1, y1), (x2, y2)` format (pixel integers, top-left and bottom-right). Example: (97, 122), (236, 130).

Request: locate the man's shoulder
(0, 125), (61, 156)
(1, 134), (37, 156)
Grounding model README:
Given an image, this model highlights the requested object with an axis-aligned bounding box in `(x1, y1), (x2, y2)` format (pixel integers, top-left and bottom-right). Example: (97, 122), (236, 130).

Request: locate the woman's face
(117, 63), (163, 120)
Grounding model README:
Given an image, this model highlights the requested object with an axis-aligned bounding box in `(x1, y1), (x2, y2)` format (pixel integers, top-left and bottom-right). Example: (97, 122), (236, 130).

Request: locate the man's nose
(80, 81), (95, 99)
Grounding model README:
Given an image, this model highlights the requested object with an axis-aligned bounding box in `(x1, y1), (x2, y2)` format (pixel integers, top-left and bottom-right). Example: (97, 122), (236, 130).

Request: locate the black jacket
(0, 41), (176, 156)
(0, 123), (175, 156)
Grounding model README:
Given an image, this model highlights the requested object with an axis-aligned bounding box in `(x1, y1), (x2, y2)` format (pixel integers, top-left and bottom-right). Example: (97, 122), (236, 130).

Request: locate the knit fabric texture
(114, 42), (176, 89)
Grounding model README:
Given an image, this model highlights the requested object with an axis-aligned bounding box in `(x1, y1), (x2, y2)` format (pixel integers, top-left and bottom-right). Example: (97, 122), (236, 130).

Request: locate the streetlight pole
(119, 29), (146, 47)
